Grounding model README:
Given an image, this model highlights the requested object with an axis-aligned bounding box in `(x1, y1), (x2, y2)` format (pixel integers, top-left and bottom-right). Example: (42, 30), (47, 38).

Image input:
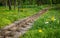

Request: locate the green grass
(0, 8), (37, 28)
(0, 5), (60, 38)
(20, 7), (60, 38)
(0, 5), (47, 28)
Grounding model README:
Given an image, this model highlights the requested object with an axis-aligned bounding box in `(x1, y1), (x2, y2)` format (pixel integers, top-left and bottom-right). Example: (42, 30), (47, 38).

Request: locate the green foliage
(0, 5), (60, 38)
(21, 7), (60, 38)
(0, 18), (11, 28)
(0, 5), (46, 28)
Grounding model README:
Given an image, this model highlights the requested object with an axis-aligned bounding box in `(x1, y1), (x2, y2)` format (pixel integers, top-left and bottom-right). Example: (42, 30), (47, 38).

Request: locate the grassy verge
(0, 5), (47, 28)
(20, 7), (60, 38)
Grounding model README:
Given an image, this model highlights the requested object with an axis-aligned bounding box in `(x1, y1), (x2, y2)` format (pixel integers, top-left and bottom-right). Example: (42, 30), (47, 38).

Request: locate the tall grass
(0, 5), (47, 28)
(21, 7), (60, 38)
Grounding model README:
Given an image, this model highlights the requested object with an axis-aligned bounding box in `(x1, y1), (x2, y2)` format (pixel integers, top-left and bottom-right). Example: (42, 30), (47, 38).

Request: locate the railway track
(0, 7), (50, 38)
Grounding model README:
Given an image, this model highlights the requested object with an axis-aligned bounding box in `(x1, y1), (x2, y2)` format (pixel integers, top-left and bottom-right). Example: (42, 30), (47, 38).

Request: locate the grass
(20, 7), (60, 38)
(0, 8), (37, 28)
(0, 5), (47, 28)
(0, 5), (60, 38)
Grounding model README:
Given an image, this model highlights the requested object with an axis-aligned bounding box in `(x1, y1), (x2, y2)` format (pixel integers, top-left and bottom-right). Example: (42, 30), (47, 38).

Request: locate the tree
(36, 0), (42, 6)
(8, 0), (12, 10)
(14, 0), (16, 10)
(50, 0), (52, 6)
(5, 0), (8, 7)
(18, 0), (20, 12)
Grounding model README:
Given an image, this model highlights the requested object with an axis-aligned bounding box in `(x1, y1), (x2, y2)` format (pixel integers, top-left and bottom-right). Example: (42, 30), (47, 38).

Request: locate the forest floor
(0, 5), (60, 38)
(0, 6), (49, 38)
(20, 6), (60, 38)
(0, 5), (47, 28)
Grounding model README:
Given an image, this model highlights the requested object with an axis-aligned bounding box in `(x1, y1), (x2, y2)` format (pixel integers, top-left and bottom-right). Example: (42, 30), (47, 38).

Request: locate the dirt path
(0, 7), (50, 38)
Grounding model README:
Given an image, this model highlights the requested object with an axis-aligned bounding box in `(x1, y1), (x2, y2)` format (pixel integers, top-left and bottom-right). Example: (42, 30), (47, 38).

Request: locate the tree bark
(14, 0), (16, 10)
(8, 0), (12, 10)
(18, 0), (20, 12)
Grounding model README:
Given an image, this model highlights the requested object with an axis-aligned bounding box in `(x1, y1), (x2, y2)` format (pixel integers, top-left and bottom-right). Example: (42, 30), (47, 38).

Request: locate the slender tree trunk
(18, 0), (20, 12)
(8, 0), (12, 10)
(36, 0), (41, 6)
(5, 0), (7, 8)
(14, 0), (16, 10)
(4, 0), (8, 9)
(30, 0), (32, 5)
(50, 0), (52, 6)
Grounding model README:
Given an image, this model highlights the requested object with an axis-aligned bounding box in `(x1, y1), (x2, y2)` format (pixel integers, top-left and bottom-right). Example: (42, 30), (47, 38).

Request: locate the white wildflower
(45, 22), (49, 24)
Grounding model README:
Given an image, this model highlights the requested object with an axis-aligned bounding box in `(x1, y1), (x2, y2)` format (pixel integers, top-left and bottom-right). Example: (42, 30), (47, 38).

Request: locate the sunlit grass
(21, 7), (60, 38)
(0, 5), (47, 28)
(0, 8), (38, 28)
(0, 5), (46, 28)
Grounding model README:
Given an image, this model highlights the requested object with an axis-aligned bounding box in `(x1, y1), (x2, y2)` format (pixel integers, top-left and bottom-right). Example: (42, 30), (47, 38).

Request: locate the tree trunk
(8, 0), (12, 10)
(18, 0), (20, 12)
(36, 0), (41, 6)
(14, 0), (16, 10)
(5, 0), (7, 8)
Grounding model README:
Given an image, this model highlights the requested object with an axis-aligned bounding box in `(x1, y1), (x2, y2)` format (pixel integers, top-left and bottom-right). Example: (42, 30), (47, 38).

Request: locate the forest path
(0, 7), (50, 38)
